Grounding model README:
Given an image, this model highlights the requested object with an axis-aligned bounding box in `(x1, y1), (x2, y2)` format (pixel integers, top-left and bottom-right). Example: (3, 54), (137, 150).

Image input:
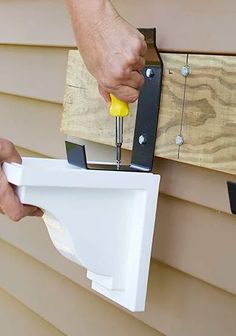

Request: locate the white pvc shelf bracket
(3, 158), (160, 312)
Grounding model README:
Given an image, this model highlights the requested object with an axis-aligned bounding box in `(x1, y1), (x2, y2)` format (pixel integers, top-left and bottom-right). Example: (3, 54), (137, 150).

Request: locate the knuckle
(139, 33), (145, 41)
(106, 69), (127, 84)
(100, 70), (124, 89)
(133, 37), (143, 52)
(0, 139), (15, 157)
(115, 66), (127, 80)
(99, 78), (109, 89)
(128, 93), (139, 103)
(0, 171), (7, 190)
(10, 208), (24, 222)
(127, 54), (139, 66)
(100, 80), (114, 92)
(11, 213), (22, 222)
(142, 40), (148, 52)
(138, 75), (145, 87)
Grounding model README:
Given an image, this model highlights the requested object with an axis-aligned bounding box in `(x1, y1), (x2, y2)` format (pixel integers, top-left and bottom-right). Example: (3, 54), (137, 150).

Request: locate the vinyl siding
(0, 287), (64, 336)
(0, 0), (235, 335)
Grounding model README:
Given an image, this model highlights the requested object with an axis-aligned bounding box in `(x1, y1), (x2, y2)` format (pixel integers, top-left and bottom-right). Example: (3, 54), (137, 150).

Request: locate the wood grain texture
(62, 51), (186, 160)
(62, 51), (137, 149)
(62, 51), (236, 175)
(155, 54), (186, 158)
(180, 54), (236, 174)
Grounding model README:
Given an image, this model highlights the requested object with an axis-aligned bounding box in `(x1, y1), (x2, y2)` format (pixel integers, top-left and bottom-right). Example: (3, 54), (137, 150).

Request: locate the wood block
(62, 51), (187, 161)
(155, 53), (187, 159)
(62, 51), (136, 148)
(180, 54), (236, 174)
(62, 51), (236, 175)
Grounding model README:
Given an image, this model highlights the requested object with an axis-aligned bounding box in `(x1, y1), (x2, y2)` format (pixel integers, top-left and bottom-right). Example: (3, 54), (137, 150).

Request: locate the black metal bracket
(66, 28), (163, 173)
(227, 181), (236, 215)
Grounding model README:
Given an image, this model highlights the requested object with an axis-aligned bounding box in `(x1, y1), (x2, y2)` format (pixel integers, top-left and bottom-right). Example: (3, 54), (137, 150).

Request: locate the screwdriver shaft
(116, 116), (123, 169)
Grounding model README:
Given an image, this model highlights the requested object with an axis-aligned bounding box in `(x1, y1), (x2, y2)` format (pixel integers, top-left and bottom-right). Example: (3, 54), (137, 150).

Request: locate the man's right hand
(0, 139), (43, 222)
(66, 0), (147, 103)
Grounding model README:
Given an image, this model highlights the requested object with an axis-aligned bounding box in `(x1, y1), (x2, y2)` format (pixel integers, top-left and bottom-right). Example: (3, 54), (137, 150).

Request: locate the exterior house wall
(0, 1), (235, 335)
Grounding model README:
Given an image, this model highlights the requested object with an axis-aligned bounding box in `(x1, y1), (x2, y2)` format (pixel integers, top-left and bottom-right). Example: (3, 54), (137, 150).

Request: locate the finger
(32, 208), (44, 217)
(139, 38), (147, 57)
(22, 205), (44, 218)
(131, 56), (145, 72)
(0, 169), (43, 221)
(0, 169), (25, 221)
(0, 138), (21, 164)
(120, 71), (144, 90)
(111, 86), (140, 104)
(98, 84), (111, 103)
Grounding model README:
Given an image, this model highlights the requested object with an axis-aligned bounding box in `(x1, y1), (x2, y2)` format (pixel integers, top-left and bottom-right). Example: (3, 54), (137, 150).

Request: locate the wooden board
(62, 51), (186, 160)
(62, 51), (236, 175)
(180, 54), (236, 173)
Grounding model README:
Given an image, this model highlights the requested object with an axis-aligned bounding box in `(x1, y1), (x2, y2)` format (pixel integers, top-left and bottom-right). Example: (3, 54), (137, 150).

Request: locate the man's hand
(0, 139), (43, 222)
(66, 0), (147, 103)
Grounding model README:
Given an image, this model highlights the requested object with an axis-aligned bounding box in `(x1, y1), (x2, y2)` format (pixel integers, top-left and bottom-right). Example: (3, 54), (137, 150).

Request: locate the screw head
(139, 135), (147, 145)
(146, 68), (155, 78)
(175, 135), (184, 146)
(181, 65), (190, 77)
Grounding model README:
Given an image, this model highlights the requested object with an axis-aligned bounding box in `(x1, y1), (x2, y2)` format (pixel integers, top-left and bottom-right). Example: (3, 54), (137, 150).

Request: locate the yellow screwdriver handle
(109, 95), (129, 117)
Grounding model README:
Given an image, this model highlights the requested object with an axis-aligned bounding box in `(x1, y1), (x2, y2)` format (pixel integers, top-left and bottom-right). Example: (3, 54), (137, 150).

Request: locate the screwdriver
(109, 95), (129, 170)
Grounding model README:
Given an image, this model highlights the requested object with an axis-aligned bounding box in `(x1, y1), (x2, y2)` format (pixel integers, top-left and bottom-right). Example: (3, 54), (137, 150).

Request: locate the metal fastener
(175, 135), (184, 146)
(146, 68), (155, 78)
(181, 65), (190, 77)
(139, 134), (147, 145)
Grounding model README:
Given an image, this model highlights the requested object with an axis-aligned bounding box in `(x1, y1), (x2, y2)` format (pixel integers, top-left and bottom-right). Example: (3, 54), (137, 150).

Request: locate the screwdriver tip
(116, 144), (122, 170)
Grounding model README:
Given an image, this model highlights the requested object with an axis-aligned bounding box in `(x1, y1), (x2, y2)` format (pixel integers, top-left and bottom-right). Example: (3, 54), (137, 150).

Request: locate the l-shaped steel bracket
(66, 28), (163, 173)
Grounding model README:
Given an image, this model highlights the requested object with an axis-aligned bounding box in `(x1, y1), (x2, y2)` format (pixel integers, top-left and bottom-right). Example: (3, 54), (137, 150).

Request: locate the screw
(146, 68), (155, 78)
(181, 65), (190, 77)
(175, 135), (184, 146)
(139, 135), (147, 145)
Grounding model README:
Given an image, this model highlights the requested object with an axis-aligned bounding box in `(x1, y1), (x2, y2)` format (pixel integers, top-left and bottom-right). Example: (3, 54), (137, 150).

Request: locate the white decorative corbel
(3, 157), (160, 312)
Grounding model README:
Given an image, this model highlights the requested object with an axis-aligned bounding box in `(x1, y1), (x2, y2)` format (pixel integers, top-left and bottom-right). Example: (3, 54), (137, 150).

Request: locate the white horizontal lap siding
(0, 45), (70, 103)
(0, 0), (75, 47)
